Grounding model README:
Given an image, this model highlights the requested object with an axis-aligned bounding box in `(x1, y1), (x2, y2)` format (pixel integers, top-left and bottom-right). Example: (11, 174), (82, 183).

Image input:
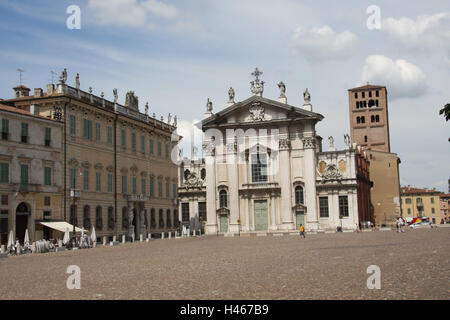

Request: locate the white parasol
(24, 229), (30, 249)
(90, 227), (96, 246)
(7, 230), (14, 251)
(63, 227), (70, 245)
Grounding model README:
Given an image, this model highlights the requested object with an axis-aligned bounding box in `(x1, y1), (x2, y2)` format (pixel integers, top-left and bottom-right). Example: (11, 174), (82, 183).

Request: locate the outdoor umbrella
(90, 227), (96, 246)
(24, 229), (30, 249)
(63, 228), (70, 245)
(7, 230), (14, 251)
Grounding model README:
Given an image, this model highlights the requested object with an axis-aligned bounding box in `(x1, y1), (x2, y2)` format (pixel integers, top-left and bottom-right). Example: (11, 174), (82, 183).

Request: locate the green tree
(440, 104), (450, 121)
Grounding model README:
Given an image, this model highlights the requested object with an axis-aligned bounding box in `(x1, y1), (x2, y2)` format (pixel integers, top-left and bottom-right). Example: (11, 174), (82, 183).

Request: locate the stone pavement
(0, 228), (448, 300)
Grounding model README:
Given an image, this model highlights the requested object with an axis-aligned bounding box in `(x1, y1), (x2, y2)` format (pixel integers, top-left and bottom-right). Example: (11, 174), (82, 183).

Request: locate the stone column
(227, 140), (240, 234)
(303, 135), (319, 231)
(279, 136), (294, 230)
(205, 140), (217, 235)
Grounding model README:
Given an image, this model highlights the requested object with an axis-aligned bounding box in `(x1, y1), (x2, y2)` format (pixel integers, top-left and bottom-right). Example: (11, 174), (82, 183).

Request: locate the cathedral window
(219, 190), (228, 209)
(199, 202), (207, 222)
(201, 168), (206, 180)
(319, 197), (329, 218)
(184, 170), (190, 181)
(339, 196), (349, 217)
(251, 154), (268, 183)
(295, 186), (304, 205)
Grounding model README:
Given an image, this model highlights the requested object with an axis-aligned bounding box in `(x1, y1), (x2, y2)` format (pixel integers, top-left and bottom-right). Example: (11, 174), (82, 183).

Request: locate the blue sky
(0, 0), (449, 191)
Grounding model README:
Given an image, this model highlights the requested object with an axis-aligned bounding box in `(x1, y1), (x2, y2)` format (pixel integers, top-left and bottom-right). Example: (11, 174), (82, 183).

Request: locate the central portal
(254, 200), (268, 231)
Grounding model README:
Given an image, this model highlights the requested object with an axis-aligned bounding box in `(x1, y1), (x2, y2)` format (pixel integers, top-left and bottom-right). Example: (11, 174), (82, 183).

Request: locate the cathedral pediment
(201, 95), (323, 129)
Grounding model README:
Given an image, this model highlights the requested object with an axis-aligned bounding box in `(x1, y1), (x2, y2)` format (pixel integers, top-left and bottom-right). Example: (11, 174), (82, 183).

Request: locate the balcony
(70, 189), (81, 199)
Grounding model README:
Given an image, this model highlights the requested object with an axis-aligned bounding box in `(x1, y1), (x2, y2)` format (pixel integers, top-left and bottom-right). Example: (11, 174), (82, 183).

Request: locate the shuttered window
(0, 163), (9, 183)
(44, 167), (52, 186)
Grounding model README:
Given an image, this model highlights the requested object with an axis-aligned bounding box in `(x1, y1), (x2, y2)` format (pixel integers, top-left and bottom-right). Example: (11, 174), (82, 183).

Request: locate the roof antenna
(16, 68), (25, 85)
(50, 71), (58, 85)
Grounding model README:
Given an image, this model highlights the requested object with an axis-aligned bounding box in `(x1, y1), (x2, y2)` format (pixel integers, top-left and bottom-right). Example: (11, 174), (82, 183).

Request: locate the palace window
(407, 208), (411, 215)
(2, 118), (9, 140)
(157, 141), (162, 157)
(165, 144), (170, 159)
(150, 178), (155, 197)
(158, 181), (163, 198)
(362, 92), (365, 99)
(142, 178), (146, 195)
(95, 122), (101, 142)
(122, 207), (129, 229)
(132, 177), (137, 195)
(431, 198), (435, 204)
(107, 126), (113, 145)
(354, 92), (358, 99)
(181, 203), (190, 222)
(159, 209), (164, 228)
(44, 196), (50, 206)
(96, 172), (101, 192)
(219, 190), (228, 208)
(0, 163), (9, 183)
(107, 207), (114, 230)
(83, 170), (89, 191)
(69, 115), (76, 136)
(122, 175), (128, 194)
(173, 184), (177, 200)
(405, 198), (411, 204)
(166, 181), (170, 198)
(83, 119), (93, 140)
(149, 139), (154, 156)
(45, 127), (51, 147)
(376, 90), (379, 97)
(20, 164), (29, 191)
(21, 123), (28, 143)
(70, 205), (78, 226)
(319, 197), (329, 218)
(151, 209), (156, 228)
(83, 205), (91, 229)
(166, 210), (171, 228)
(70, 168), (76, 189)
(361, 116), (365, 124)
(96, 206), (103, 230)
(121, 129), (126, 149)
(199, 202), (207, 222)
(2, 195), (8, 205)
(44, 167), (52, 186)
(251, 154), (268, 183)
(107, 174), (113, 193)
(141, 136), (145, 154)
(131, 132), (137, 152)
(339, 196), (349, 217)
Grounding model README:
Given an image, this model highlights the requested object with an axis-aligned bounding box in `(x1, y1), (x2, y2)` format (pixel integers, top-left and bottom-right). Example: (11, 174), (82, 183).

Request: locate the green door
(254, 200), (268, 231)
(220, 215), (228, 233)
(296, 211), (305, 231)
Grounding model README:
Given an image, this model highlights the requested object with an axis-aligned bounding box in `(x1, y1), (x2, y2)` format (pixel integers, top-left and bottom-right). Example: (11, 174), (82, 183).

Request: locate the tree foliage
(440, 104), (450, 122)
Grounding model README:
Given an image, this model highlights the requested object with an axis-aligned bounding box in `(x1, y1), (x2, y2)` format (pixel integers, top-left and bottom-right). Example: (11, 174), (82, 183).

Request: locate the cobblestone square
(0, 228), (449, 300)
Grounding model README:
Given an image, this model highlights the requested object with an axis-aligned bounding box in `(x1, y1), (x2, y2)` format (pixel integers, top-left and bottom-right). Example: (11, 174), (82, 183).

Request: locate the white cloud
(87, 0), (178, 29)
(382, 13), (450, 50)
(289, 25), (357, 61)
(360, 55), (427, 99)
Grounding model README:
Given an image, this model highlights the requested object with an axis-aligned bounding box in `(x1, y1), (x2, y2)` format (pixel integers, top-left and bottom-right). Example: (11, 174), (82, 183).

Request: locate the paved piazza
(1, 228), (449, 300)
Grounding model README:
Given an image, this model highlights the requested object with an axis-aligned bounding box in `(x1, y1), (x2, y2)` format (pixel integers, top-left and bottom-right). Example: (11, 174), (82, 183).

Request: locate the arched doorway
(16, 202), (30, 244)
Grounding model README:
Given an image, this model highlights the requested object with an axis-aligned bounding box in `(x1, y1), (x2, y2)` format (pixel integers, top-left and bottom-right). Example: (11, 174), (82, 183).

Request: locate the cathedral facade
(179, 70), (364, 235)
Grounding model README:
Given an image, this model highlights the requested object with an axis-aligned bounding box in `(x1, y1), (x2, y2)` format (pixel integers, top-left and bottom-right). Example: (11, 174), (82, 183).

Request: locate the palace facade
(0, 73), (180, 243)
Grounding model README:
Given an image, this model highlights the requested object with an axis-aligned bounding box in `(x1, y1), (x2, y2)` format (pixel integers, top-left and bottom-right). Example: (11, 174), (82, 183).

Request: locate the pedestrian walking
(399, 217), (405, 233)
(299, 224), (306, 239)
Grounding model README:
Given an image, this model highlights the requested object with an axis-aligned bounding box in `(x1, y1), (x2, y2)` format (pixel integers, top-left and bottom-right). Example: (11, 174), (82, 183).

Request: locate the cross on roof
(251, 67), (263, 82)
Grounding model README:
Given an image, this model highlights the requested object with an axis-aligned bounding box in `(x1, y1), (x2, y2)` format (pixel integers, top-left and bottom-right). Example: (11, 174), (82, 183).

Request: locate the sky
(0, 0), (449, 192)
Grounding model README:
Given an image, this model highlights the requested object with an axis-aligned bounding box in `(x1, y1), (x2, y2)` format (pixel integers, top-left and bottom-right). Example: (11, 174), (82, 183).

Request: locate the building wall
(367, 150), (401, 227)
(401, 190), (443, 224)
(0, 107), (63, 244)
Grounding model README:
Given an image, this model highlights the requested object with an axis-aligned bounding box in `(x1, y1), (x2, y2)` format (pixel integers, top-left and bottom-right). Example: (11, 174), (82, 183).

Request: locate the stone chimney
(30, 104), (40, 116)
(47, 84), (55, 96)
(34, 88), (43, 98)
(13, 85), (30, 98)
